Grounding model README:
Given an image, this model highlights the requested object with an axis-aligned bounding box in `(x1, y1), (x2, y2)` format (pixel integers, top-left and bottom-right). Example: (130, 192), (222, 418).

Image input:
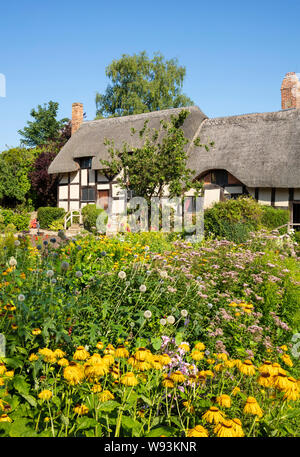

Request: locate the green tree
(96, 51), (194, 118)
(18, 101), (69, 147)
(101, 110), (212, 204)
(0, 148), (38, 205)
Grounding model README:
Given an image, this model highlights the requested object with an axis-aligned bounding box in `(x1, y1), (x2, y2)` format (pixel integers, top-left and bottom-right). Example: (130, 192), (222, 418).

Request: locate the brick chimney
(281, 72), (300, 109)
(71, 102), (83, 135)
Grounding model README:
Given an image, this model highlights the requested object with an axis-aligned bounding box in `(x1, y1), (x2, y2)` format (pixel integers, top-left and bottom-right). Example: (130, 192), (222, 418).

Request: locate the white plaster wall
(112, 183), (126, 198)
(70, 200), (80, 210)
(81, 169), (88, 186)
(275, 189), (289, 207)
(70, 184), (79, 199)
(97, 184), (110, 190)
(203, 188), (221, 209)
(58, 201), (68, 211)
(258, 188), (271, 206)
(59, 185), (68, 200)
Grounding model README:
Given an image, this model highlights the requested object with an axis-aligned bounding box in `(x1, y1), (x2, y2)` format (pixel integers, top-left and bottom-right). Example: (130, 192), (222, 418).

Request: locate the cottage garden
(0, 204), (299, 437)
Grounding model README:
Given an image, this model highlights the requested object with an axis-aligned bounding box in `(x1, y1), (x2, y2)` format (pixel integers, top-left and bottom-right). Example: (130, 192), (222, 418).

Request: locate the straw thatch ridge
(187, 108), (300, 188)
(48, 106), (206, 174)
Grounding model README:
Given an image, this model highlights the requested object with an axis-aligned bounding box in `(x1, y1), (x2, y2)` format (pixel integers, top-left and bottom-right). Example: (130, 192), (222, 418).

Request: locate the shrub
(81, 204), (107, 232)
(260, 205), (289, 231)
(204, 196), (262, 241)
(0, 208), (30, 231)
(37, 207), (65, 229)
(48, 217), (65, 231)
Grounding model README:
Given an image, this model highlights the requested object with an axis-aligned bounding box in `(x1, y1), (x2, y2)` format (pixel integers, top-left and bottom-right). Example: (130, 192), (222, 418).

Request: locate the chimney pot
(71, 102), (83, 135)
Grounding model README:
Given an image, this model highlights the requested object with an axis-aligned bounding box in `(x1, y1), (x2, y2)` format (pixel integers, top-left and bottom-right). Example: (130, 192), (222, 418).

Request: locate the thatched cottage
(48, 72), (300, 227)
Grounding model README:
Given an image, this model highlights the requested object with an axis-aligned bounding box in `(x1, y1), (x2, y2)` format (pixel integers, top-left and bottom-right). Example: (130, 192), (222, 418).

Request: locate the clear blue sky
(1, 0), (300, 151)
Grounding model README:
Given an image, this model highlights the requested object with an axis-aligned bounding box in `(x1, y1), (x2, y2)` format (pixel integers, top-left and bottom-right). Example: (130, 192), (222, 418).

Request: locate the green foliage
(0, 209), (30, 231)
(37, 207), (65, 229)
(18, 101), (69, 147)
(0, 148), (37, 205)
(81, 204), (107, 232)
(95, 51), (194, 118)
(48, 218), (65, 231)
(204, 196), (262, 241)
(101, 110), (213, 205)
(260, 205), (289, 230)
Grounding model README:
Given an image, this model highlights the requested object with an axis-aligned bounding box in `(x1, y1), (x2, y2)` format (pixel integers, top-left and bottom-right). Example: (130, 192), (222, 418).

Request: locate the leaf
(97, 401), (120, 412)
(146, 426), (177, 437)
(139, 394), (153, 407)
(13, 375), (30, 395)
(175, 332), (183, 346)
(76, 417), (99, 430)
(21, 394), (37, 408)
(151, 336), (162, 351)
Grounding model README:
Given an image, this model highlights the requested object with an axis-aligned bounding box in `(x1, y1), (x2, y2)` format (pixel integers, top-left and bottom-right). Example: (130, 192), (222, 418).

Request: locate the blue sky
(1, 0), (300, 151)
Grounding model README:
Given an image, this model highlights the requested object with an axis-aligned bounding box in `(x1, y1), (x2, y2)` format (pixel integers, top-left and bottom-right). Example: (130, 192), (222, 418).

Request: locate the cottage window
(79, 157), (92, 169)
(211, 170), (228, 187)
(81, 187), (95, 202)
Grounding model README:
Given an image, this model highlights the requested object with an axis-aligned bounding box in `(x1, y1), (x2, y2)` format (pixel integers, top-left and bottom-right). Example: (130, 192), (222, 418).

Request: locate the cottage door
(97, 190), (109, 210)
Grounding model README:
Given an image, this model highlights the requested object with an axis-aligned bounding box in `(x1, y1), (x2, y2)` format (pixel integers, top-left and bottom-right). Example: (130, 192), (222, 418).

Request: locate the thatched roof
(188, 108), (300, 188)
(48, 106), (206, 174)
(48, 104), (300, 189)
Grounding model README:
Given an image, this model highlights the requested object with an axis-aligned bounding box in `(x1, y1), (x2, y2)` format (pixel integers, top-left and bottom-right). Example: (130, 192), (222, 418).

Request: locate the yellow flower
(183, 400), (195, 413)
(162, 376), (175, 388)
(134, 348), (152, 362)
(159, 354), (172, 366)
(282, 377), (299, 401)
(85, 362), (109, 381)
(54, 349), (66, 359)
(104, 344), (115, 355)
(135, 360), (151, 371)
(216, 353), (228, 362)
(202, 406), (225, 424)
(38, 390), (53, 401)
(216, 394), (231, 408)
(57, 358), (69, 367)
(74, 404), (89, 415)
(121, 372), (138, 387)
(178, 343), (190, 352)
(91, 384), (102, 393)
(63, 362), (85, 385)
(214, 363), (225, 373)
(73, 346), (90, 361)
(98, 390), (114, 402)
(96, 341), (104, 350)
(0, 414), (12, 422)
(4, 370), (14, 378)
(258, 360), (273, 376)
(239, 360), (256, 376)
(214, 419), (236, 437)
(281, 354), (293, 367)
(257, 372), (274, 388)
(231, 418), (245, 437)
(187, 425), (209, 437)
(151, 357), (163, 370)
(170, 371), (185, 383)
(38, 348), (57, 364)
(206, 358), (215, 365)
(273, 370), (290, 391)
(29, 353), (38, 362)
(231, 386), (241, 396)
(191, 350), (204, 361)
(115, 345), (129, 358)
(32, 328), (42, 336)
(194, 342), (206, 351)
(270, 363), (281, 376)
(0, 363), (7, 376)
(102, 354), (115, 366)
(243, 397), (263, 418)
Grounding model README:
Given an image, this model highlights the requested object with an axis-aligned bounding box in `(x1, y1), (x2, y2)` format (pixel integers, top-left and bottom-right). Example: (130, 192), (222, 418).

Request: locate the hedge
(37, 207), (66, 229)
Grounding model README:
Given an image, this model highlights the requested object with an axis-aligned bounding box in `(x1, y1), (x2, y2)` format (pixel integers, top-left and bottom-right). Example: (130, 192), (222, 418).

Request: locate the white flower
(118, 271), (126, 279)
(160, 271), (168, 279)
(61, 261), (69, 271)
(207, 303), (213, 309)
(9, 257), (17, 267)
(46, 270), (54, 278)
(181, 309), (188, 317)
(166, 315), (175, 325)
(160, 318), (167, 326)
(14, 240), (20, 247)
(18, 294), (25, 302)
(144, 310), (152, 319)
(139, 284), (147, 293)
(75, 271), (83, 278)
